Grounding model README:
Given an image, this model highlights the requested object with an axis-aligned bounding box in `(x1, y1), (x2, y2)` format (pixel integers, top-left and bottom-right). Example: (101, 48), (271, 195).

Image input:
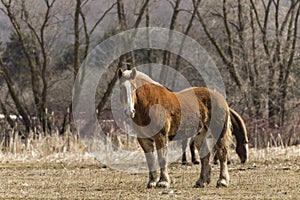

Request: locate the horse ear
(117, 68), (123, 79)
(131, 67), (137, 79)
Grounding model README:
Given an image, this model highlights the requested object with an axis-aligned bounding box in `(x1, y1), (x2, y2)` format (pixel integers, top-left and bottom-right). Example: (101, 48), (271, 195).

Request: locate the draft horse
(182, 108), (249, 165)
(118, 68), (232, 188)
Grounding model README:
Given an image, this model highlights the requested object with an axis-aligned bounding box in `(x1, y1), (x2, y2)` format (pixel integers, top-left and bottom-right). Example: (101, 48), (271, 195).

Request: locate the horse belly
(168, 113), (201, 141)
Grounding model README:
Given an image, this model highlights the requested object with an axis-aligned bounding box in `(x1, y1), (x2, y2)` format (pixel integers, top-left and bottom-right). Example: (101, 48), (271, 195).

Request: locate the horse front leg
(154, 134), (170, 188)
(137, 138), (158, 188)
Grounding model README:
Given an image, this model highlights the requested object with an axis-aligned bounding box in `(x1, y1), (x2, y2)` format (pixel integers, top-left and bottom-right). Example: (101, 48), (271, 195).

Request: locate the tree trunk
(159, 0), (182, 85)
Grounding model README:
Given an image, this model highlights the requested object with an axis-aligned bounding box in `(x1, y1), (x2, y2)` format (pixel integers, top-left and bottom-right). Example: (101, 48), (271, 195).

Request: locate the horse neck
(230, 109), (248, 144)
(135, 77), (150, 88)
(135, 79), (157, 101)
(234, 130), (245, 145)
(232, 120), (247, 145)
(134, 77), (171, 107)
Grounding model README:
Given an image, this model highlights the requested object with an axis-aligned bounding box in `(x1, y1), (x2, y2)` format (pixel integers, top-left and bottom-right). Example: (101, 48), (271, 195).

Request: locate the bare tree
(61, 0), (118, 135)
(0, 0), (58, 135)
(170, 0), (201, 88)
(0, 58), (31, 132)
(96, 0), (150, 115)
(73, 0), (82, 77)
(250, 0), (300, 127)
(194, 0), (300, 128)
(195, 0), (244, 90)
(159, 0), (182, 84)
(74, 0), (117, 74)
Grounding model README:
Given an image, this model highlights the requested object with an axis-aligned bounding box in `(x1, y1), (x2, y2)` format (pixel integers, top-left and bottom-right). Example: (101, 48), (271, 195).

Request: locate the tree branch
(0, 58), (31, 132)
(134, 0), (150, 28)
(90, 2), (117, 36)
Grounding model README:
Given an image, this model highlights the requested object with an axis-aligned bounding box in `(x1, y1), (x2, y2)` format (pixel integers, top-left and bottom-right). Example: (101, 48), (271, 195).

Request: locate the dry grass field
(0, 146), (299, 199)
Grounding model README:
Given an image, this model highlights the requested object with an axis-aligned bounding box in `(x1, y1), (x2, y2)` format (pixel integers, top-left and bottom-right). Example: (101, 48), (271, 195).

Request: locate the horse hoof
(216, 179), (228, 188)
(194, 181), (205, 188)
(192, 159), (200, 165)
(182, 161), (187, 165)
(213, 160), (219, 165)
(147, 181), (157, 188)
(156, 181), (170, 188)
(194, 178), (210, 188)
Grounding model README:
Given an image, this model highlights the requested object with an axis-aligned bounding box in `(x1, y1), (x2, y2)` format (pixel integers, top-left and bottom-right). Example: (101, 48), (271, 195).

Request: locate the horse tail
(229, 108), (248, 144)
(224, 108), (233, 147)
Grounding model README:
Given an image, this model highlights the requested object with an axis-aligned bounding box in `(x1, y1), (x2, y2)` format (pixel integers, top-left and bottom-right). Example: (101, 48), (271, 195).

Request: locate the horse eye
(132, 83), (137, 90)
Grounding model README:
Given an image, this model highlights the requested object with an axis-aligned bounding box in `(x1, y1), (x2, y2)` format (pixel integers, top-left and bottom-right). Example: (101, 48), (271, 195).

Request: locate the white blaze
(124, 80), (135, 117)
(245, 143), (249, 160)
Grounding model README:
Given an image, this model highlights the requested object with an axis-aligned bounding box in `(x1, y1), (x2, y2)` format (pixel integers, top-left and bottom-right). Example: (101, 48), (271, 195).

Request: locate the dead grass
(0, 147), (299, 199)
(0, 127), (299, 199)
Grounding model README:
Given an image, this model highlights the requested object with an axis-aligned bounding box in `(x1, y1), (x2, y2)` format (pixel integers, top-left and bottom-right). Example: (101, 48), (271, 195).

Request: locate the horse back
(177, 87), (230, 138)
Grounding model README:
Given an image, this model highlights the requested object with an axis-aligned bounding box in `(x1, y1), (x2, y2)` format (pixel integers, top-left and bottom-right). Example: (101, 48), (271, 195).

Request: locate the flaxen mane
(135, 71), (163, 86)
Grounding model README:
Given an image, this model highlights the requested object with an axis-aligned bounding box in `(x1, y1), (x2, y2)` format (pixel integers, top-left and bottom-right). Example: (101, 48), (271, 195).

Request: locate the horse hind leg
(216, 130), (231, 187)
(137, 138), (158, 188)
(190, 139), (200, 164)
(213, 151), (231, 165)
(182, 138), (199, 165)
(195, 153), (212, 188)
(194, 134), (212, 188)
(213, 152), (219, 165)
(216, 146), (230, 187)
(216, 115), (232, 188)
(181, 139), (188, 165)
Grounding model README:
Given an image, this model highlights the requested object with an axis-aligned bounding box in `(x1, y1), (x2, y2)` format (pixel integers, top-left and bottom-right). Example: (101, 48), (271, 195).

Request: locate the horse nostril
(130, 110), (135, 118)
(124, 109), (129, 116)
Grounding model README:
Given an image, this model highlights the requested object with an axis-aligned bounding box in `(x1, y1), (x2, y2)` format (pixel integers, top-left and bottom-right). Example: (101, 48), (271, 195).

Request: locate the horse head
(236, 139), (249, 164)
(229, 108), (249, 164)
(118, 67), (137, 119)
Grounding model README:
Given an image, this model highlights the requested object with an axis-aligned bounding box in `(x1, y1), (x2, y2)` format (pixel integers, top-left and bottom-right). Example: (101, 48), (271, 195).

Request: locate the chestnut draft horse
(182, 108), (249, 165)
(118, 68), (232, 188)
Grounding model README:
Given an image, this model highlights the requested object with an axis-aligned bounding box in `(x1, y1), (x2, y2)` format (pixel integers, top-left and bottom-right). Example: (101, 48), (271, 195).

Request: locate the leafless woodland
(0, 0), (299, 155)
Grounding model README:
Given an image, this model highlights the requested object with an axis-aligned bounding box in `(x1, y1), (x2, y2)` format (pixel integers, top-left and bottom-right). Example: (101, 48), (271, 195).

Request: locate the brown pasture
(0, 146), (299, 199)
